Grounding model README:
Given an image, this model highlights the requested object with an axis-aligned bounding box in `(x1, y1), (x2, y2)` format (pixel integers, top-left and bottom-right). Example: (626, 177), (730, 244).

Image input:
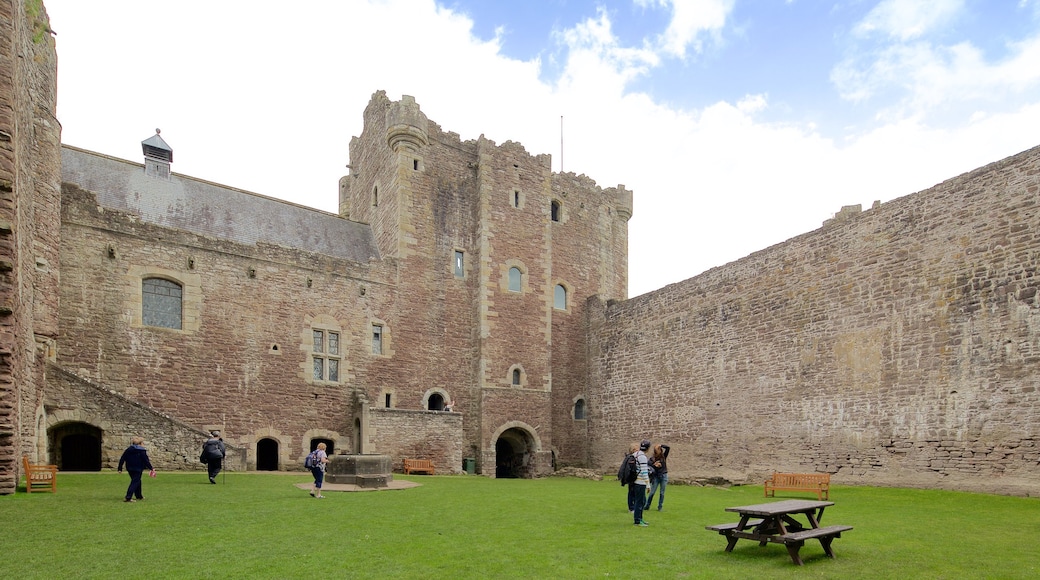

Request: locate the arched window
(508, 267), (522, 292)
(554, 284), (567, 310)
(142, 277), (182, 329)
(551, 200), (561, 222)
(574, 398), (586, 420)
(512, 368), (521, 385)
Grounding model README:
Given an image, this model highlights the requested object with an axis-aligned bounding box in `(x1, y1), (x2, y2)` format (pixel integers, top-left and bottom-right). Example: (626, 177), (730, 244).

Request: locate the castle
(3, 2), (1038, 496)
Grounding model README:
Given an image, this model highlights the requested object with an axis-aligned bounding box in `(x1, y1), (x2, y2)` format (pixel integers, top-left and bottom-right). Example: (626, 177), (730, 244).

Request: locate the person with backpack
(630, 440), (652, 526)
(307, 442), (330, 498)
(200, 431), (226, 484)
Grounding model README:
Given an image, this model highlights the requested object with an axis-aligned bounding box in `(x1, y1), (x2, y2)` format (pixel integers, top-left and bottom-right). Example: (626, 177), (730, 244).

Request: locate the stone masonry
(589, 146), (1040, 496)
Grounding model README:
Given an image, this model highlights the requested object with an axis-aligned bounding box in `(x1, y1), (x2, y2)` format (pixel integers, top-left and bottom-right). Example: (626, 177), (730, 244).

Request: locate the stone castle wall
(0, 0), (60, 494)
(589, 145), (1040, 496)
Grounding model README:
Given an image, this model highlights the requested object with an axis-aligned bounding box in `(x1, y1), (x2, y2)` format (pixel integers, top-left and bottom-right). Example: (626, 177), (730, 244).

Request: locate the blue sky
(46, 1), (1040, 297)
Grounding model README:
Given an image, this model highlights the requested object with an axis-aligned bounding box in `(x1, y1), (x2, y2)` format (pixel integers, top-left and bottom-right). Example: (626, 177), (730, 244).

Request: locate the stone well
(325, 454), (393, 488)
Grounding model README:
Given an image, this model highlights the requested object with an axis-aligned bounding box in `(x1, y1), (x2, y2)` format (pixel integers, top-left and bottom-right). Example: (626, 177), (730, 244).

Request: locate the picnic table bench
(706, 499), (853, 566)
(403, 458), (435, 475)
(22, 455), (58, 493)
(764, 472), (830, 500)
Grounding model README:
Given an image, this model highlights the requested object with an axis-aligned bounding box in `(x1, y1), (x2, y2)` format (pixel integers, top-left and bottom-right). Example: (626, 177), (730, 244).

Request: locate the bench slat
(782, 525), (853, 542)
(705, 519), (764, 532)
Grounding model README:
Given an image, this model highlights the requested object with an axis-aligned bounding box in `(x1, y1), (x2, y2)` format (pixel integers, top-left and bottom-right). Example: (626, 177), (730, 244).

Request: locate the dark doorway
(494, 427), (535, 479)
(428, 393), (446, 410)
(353, 418), (362, 454)
(256, 438), (279, 471)
(49, 422), (103, 471)
(310, 438), (334, 455)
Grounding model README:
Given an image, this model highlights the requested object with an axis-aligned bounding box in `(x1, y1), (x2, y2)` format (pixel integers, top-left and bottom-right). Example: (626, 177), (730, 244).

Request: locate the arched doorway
(495, 427), (536, 479)
(49, 422), (102, 471)
(427, 393), (446, 411)
(256, 438), (279, 471)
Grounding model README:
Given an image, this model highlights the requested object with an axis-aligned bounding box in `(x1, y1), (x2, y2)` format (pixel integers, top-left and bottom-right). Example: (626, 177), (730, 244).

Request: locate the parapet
(386, 95), (429, 153)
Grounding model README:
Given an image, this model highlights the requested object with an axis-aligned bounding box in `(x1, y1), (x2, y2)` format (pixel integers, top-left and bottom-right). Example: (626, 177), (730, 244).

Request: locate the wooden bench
(777, 525), (853, 565)
(705, 519), (764, 533)
(764, 472), (830, 500)
(403, 458), (435, 475)
(22, 456), (58, 493)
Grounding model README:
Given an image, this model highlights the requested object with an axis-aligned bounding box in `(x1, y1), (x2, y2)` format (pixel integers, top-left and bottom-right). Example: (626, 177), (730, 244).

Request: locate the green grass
(2, 473), (1038, 579)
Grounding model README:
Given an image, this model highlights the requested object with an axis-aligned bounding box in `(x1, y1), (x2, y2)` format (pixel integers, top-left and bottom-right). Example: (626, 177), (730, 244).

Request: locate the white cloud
(853, 0), (964, 41)
(657, 0), (735, 58)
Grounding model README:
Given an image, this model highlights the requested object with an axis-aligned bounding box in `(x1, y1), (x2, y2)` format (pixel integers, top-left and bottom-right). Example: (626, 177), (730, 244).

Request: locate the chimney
(141, 129), (173, 179)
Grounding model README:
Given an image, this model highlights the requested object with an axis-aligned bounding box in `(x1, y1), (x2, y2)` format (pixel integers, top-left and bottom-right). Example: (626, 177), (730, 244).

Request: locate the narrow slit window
(551, 200), (561, 222)
(512, 368), (521, 385)
(372, 324), (383, 355)
(454, 251), (464, 278)
(513, 191), (520, 207)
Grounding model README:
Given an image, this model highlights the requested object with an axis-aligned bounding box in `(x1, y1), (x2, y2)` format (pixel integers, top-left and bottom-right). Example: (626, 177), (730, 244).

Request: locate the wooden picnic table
(706, 499), (853, 566)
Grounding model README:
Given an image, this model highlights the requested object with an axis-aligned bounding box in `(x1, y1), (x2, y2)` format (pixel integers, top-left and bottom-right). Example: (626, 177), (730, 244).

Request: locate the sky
(46, 0), (1040, 298)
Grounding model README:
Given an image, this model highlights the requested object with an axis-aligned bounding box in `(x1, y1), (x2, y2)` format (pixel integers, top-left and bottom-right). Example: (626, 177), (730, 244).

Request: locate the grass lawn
(2, 472), (1038, 579)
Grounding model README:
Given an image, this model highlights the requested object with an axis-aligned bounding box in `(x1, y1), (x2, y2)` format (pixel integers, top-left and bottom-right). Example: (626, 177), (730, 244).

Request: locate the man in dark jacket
(201, 431), (226, 484)
(117, 436), (154, 502)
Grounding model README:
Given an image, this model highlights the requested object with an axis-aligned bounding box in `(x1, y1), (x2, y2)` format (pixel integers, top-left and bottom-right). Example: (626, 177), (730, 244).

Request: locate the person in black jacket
(117, 436), (154, 502)
(644, 443), (670, 511)
(200, 431), (226, 484)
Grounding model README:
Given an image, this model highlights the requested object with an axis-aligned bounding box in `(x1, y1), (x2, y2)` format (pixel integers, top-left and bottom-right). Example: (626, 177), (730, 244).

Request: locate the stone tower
(0, 0), (61, 494)
(340, 92), (631, 474)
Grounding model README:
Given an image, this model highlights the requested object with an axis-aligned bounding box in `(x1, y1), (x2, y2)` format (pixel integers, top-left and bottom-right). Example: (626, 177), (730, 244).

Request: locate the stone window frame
(125, 266), (201, 333)
(381, 388), (396, 408)
(142, 277), (183, 329)
(371, 318), (391, 357)
(453, 249), (465, 279)
(511, 189), (524, 209)
(508, 364), (525, 388)
(501, 259), (528, 294)
(302, 314), (345, 385)
(550, 199), (563, 222)
(553, 282), (570, 312)
(572, 396), (587, 420)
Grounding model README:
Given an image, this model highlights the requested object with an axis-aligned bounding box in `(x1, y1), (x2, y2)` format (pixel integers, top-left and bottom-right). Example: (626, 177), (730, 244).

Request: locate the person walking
(200, 431), (226, 484)
(309, 442), (330, 498)
(644, 443), (671, 511)
(630, 439), (651, 526)
(117, 436), (154, 502)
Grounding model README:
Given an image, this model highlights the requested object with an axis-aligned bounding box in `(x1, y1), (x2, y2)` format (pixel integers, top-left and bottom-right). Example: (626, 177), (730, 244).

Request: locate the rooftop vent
(141, 129), (173, 179)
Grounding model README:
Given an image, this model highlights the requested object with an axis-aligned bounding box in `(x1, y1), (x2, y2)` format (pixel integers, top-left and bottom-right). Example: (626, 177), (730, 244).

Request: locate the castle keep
(2, 1), (1037, 496)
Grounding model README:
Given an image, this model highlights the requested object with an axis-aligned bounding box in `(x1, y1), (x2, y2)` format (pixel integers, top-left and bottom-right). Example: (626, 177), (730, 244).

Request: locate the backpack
(616, 453), (637, 486)
(304, 450), (320, 469)
(201, 441), (222, 462)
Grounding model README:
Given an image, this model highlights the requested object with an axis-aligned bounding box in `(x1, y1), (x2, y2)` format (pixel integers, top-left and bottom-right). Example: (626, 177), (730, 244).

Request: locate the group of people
(625, 439), (671, 527)
(115, 430), (228, 502)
